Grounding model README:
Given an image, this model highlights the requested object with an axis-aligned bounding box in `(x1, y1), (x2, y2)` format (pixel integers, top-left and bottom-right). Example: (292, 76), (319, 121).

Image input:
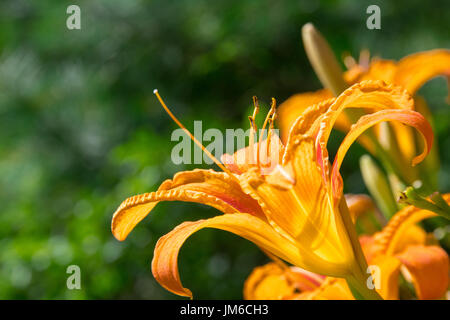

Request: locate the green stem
(346, 270), (383, 300)
(339, 198), (383, 300)
(399, 187), (450, 220)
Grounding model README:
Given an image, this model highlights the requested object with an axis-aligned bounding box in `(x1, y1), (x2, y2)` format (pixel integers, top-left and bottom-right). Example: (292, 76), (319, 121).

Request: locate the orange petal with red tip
(397, 245), (449, 300)
(315, 80), (414, 185)
(151, 213), (305, 298)
(331, 109), (434, 196)
(111, 169), (264, 241)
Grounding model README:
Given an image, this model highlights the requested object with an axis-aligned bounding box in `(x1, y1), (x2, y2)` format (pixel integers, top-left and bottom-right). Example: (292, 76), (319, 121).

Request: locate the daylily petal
(331, 109), (433, 195)
(277, 89), (333, 143)
(239, 137), (356, 277)
(392, 225), (427, 254)
(344, 50), (450, 97)
(315, 80), (415, 186)
(244, 263), (296, 300)
(243, 263), (324, 300)
(221, 135), (284, 175)
(346, 60), (398, 85)
(345, 194), (375, 223)
(397, 245), (449, 300)
(112, 169), (264, 241)
(295, 277), (354, 300)
(343, 64), (367, 84)
(151, 213), (306, 298)
(393, 49), (450, 95)
(359, 235), (378, 264)
(370, 254), (402, 300)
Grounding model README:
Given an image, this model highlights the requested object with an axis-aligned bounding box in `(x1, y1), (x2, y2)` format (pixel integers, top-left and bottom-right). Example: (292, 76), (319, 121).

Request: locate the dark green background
(0, 0), (448, 299)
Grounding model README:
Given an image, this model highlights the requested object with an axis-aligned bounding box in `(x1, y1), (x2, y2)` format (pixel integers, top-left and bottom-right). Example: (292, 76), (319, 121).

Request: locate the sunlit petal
(397, 245), (449, 300)
(331, 109), (433, 195)
(112, 169), (264, 240)
(239, 138), (356, 277)
(151, 213), (306, 298)
(315, 80), (415, 186)
(295, 277), (354, 300)
(370, 254), (402, 300)
(394, 49), (450, 95)
(243, 263), (323, 300)
(244, 263), (295, 300)
(346, 60), (398, 85)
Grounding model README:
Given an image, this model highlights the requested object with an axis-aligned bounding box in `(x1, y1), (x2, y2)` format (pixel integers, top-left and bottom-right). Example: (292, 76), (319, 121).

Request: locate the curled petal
(391, 225), (427, 254)
(151, 213), (305, 298)
(315, 80), (414, 183)
(112, 169), (264, 241)
(397, 245), (449, 300)
(331, 109), (434, 196)
(282, 98), (334, 165)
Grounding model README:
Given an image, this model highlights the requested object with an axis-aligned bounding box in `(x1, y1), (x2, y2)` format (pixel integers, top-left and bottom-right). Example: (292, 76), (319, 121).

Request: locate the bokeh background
(0, 0), (449, 299)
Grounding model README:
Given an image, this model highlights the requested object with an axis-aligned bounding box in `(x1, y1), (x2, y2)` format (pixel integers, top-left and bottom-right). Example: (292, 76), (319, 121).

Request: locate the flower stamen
(248, 96), (260, 166)
(153, 89), (237, 179)
(258, 98), (277, 168)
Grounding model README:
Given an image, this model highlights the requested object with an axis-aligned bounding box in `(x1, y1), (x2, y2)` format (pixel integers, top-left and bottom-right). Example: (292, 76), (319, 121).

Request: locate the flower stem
(346, 270), (383, 300)
(339, 198), (383, 300)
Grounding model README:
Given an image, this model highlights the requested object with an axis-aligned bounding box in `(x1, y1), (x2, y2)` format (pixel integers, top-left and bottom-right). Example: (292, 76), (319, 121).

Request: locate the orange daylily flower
(111, 81), (433, 299)
(278, 49), (450, 164)
(363, 193), (450, 300)
(244, 194), (450, 300)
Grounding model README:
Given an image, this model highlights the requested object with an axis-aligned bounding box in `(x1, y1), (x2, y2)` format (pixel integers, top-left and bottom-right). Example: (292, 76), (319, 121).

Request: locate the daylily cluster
(110, 24), (449, 300)
(279, 24), (450, 218)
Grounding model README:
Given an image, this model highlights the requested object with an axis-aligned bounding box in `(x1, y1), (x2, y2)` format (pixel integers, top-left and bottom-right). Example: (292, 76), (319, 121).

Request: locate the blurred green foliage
(0, 0), (448, 299)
